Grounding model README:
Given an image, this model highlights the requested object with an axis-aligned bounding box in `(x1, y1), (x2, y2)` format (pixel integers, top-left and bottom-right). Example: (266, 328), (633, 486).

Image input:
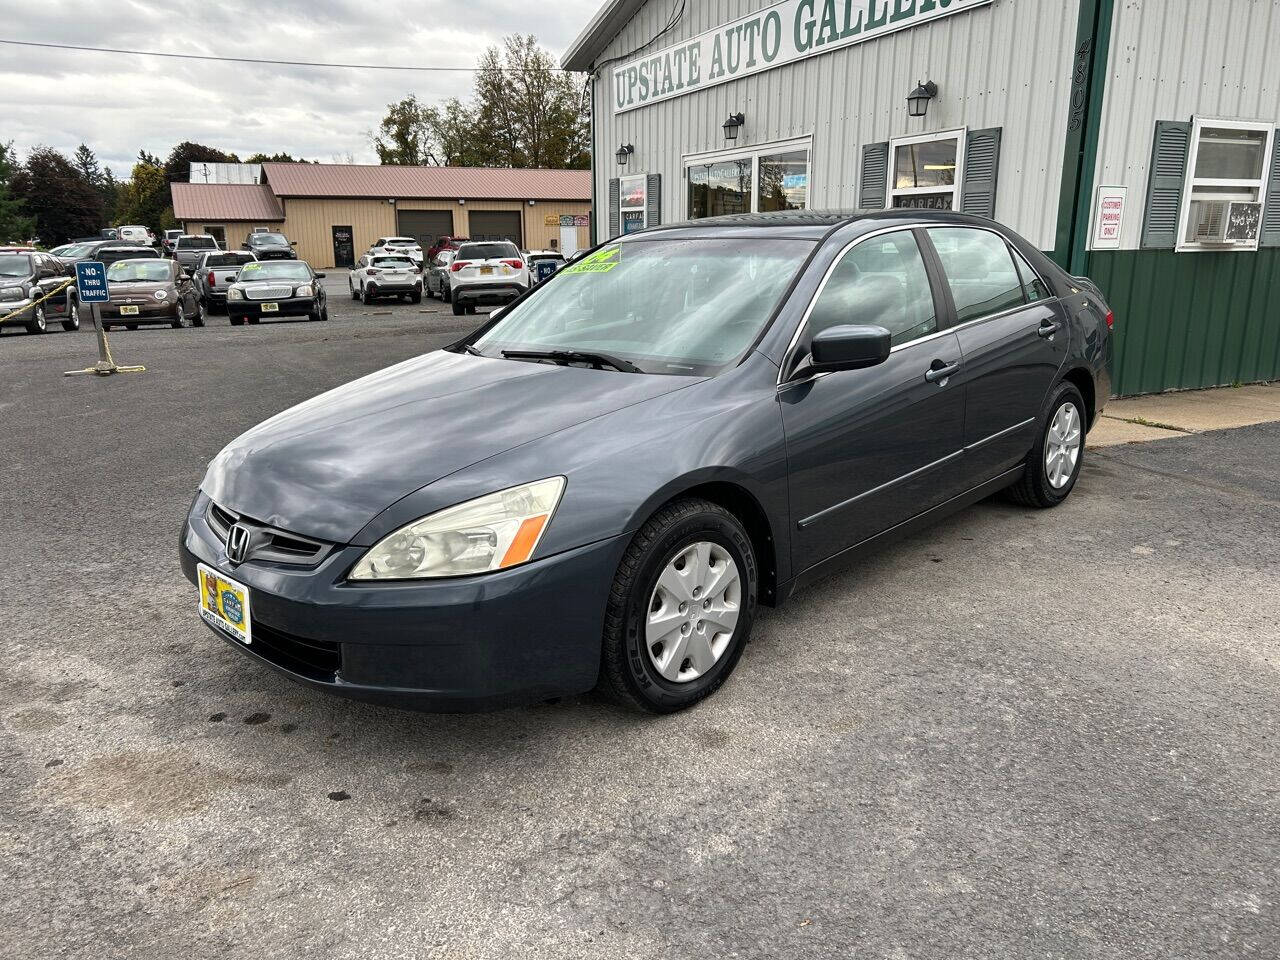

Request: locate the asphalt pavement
(2, 293), (1277, 959)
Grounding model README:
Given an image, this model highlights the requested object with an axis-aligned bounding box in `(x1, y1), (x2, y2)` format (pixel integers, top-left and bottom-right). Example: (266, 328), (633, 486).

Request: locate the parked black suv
(242, 232), (297, 261)
(0, 251), (79, 333)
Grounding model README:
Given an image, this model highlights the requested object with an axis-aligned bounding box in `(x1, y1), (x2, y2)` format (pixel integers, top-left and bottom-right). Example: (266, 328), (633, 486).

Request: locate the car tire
(466, 305), (477, 315)
(597, 497), (758, 714)
(443, 285), (452, 303)
(1006, 381), (1087, 509)
(62, 295), (80, 332)
(172, 306), (188, 329)
(410, 290), (422, 304)
(320, 305), (329, 321)
(452, 300), (465, 316)
(230, 316), (244, 326)
(350, 282), (359, 301)
(26, 303), (46, 334)
(126, 323), (139, 331)
(247, 316), (259, 325)
(193, 300), (206, 327)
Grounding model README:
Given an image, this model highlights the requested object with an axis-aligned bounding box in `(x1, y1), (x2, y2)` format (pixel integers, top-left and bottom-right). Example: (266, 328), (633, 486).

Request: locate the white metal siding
(1093, 0), (1280, 250)
(590, 0), (1082, 250)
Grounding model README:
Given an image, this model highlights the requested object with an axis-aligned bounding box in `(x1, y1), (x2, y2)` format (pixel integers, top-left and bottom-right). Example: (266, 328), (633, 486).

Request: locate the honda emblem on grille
(225, 523), (251, 564)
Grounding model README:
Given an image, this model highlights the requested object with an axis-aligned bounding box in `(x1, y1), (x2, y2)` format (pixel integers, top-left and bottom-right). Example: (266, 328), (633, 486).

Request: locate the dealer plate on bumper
(260, 302), (279, 312)
(120, 305), (139, 316)
(197, 563), (252, 645)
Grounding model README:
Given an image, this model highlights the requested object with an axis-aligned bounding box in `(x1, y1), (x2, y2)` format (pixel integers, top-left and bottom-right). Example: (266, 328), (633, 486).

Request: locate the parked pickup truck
(173, 235), (221, 274)
(193, 250), (257, 313)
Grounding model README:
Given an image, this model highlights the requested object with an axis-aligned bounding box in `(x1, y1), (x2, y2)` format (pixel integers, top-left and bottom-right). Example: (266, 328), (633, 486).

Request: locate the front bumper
(102, 302), (178, 323)
(453, 282), (525, 305)
(0, 297), (34, 323)
(228, 296), (318, 319)
(179, 492), (627, 711)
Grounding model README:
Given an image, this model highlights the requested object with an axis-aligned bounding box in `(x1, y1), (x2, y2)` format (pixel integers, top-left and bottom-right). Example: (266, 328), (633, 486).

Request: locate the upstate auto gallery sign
(612, 0), (993, 114)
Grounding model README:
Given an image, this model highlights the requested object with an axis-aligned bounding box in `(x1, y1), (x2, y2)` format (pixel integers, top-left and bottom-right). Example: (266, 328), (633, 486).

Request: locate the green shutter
(1140, 121), (1191, 249)
(960, 127), (1002, 218)
(608, 178), (620, 238)
(1261, 131), (1280, 247)
(860, 142), (889, 209)
(646, 174), (662, 228)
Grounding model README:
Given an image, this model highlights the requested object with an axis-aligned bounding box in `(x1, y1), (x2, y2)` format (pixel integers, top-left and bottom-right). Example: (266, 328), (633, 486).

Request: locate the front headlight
(0, 286), (25, 301)
(349, 477), (565, 580)
(295, 284), (314, 297)
(228, 287), (244, 301)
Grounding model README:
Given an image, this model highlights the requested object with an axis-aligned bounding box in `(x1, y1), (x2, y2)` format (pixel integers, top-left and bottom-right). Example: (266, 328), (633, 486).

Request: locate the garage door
(468, 211), (523, 246)
(396, 210), (455, 250)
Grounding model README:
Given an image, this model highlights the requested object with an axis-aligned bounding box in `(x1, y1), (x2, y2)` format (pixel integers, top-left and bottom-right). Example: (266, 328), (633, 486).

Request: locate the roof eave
(561, 0), (650, 72)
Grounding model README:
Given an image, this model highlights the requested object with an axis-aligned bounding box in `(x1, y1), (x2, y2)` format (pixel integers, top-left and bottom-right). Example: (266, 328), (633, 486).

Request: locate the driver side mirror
(808, 325), (892, 374)
(313, 272), (326, 279)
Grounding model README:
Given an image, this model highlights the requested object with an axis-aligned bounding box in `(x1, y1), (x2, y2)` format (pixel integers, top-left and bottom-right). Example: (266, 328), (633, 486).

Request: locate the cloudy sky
(0, 0), (600, 176)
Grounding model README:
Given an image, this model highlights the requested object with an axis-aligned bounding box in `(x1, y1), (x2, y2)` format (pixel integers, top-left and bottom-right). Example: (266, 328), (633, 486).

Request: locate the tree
(0, 142), (35, 243)
(245, 152), (310, 164)
(373, 35), (590, 169)
(371, 94), (435, 165)
(115, 159), (176, 236)
(164, 141), (240, 183)
(10, 146), (104, 244)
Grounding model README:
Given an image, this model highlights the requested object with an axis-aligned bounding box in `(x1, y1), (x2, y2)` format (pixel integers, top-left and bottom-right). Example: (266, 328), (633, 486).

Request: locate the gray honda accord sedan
(181, 210), (1113, 713)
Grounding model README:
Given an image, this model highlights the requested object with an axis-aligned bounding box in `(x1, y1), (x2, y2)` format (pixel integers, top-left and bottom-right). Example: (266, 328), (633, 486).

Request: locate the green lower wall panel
(1087, 248), (1280, 396)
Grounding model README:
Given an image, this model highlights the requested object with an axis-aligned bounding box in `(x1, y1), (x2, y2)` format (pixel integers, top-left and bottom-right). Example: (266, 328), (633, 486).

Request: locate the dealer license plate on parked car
(120, 305), (139, 316)
(261, 302), (279, 312)
(480, 266), (493, 275)
(197, 563), (252, 645)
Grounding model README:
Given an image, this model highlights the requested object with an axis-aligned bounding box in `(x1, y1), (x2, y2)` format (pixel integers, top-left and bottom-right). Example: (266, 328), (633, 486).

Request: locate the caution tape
(0, 277), (74, 325)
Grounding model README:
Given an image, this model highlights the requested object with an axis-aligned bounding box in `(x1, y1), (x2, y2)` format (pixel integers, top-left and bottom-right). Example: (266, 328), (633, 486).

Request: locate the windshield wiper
(501, 349), (641, 373)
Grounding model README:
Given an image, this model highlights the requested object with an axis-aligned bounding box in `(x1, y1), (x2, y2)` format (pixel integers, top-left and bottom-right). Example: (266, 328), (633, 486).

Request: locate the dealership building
(564, 0), (1280, 396)
(172, 163), (591, 271)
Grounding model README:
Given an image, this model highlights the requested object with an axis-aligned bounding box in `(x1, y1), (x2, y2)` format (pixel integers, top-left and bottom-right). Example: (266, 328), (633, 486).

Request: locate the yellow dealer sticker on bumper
(197, 563), (252, 645)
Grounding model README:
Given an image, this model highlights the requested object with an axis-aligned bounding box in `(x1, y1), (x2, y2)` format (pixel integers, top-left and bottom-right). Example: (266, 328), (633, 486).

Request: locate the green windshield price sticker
(563, 246), (622, 274)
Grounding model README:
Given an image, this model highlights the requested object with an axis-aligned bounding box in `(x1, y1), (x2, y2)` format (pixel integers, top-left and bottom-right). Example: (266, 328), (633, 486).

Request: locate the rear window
(373, 256), (415, 268)
(178, 236), (218, 249)
(458, 242), (519, 261)
(206, 253), (254, 267)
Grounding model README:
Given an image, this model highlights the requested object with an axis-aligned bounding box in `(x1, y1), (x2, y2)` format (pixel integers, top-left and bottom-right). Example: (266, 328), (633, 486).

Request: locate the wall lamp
(907, 80), (938, 118)
(616, 143), (635, 166)
(722, 112), (745, 141)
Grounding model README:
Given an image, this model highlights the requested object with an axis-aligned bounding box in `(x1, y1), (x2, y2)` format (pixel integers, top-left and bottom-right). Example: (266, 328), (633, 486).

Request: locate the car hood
(201, 350), (698, 543)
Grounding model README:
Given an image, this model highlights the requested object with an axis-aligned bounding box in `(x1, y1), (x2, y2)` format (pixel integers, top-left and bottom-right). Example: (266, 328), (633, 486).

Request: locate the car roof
(628, 208), (1009, 241)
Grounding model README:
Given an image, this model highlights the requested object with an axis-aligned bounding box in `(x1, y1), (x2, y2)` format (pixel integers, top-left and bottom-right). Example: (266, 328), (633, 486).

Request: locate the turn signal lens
(1105, 310), (1114, 329)
(349, 477), (566, 580)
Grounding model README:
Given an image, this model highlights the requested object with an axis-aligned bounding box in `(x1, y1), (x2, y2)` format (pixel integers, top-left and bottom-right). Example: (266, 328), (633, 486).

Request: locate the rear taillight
(367, 267), (379, 275)
(450, 260), (472, 272)
(502, 259), (524, 269)
(1105, 310), (1114, 330)
(207, 271), (215, 286)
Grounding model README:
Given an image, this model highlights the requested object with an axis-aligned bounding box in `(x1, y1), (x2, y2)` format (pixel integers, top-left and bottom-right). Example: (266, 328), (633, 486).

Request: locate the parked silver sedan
(424, 249), (456, 301)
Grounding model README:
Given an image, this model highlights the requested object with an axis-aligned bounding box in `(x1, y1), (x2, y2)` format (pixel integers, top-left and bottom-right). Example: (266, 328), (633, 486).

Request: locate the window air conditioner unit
(1187, 198), (1228, 243)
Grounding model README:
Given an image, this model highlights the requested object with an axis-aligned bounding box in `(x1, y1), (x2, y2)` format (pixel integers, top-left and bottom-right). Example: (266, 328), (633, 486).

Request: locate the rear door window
(926, 227), (1027, 323)
(806, 230), (938, 348)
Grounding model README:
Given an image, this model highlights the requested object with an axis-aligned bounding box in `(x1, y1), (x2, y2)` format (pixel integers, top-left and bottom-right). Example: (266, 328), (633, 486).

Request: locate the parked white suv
(349, 251), (423, 303)
(369, 236), (423, 267)
(447, 241), (528, 316)
(117, 225), (156, 246)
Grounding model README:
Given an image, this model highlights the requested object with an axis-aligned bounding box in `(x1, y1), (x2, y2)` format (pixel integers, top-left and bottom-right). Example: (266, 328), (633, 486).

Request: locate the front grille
(251, 621), (341, 680)
(205, 499), (330, 566)
(246, 285), (294, 300)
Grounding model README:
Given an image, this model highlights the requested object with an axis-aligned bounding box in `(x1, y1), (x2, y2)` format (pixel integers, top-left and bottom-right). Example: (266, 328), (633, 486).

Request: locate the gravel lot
(2, 285), (1277, 959)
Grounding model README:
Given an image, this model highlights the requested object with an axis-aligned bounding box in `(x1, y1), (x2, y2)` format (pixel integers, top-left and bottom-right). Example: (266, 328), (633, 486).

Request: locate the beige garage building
(172, 163), (592, 269)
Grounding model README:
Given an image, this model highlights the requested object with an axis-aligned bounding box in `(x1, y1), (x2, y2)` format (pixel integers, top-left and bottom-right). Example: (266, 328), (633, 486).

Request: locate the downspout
(1052, 0), (1115, 275)
(589, 68), (599, 246)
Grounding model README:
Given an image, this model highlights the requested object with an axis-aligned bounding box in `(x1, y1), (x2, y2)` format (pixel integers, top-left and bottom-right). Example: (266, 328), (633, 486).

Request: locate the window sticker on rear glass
(562, 246), (622, 275)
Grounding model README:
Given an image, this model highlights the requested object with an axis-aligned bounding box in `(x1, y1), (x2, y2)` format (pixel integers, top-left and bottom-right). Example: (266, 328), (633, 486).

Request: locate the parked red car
(425, 235), (470, 263)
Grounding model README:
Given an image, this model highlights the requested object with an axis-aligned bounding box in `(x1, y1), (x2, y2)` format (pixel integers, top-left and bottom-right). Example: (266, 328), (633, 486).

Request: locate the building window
(890, 129), (964, 210)
(1177, 118), (1274, 252)
(686, 140), (811, 219)
(619, 175), (648, 234)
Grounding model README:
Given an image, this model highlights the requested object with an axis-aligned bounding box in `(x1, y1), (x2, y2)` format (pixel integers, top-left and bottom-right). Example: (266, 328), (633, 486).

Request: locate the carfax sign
(612, 0), (993, 113)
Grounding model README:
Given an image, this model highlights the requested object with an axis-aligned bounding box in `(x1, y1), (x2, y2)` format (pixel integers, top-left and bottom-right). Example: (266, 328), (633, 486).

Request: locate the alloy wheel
(1044, 401), (1082, 489)
(645, 541), (741, 683)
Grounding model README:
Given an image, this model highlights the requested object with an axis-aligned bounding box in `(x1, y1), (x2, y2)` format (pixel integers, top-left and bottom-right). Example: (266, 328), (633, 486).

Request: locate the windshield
(373, 256), (415, 268)
(178, 236), (218, 249)
(57, 243), (94, 258)
(458, 242), (518, 261)
(238, 261), (310, 282)
(250, 233), (288, 245)
(473, 238), (814, 375)
(107, 260), (172, 282)
(0, 254), (32, 277)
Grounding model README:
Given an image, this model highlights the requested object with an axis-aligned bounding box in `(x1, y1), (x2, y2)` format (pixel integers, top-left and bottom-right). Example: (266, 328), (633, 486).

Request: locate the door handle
(1037, 319), (1061, 338)
(925, 360), (960, 384)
